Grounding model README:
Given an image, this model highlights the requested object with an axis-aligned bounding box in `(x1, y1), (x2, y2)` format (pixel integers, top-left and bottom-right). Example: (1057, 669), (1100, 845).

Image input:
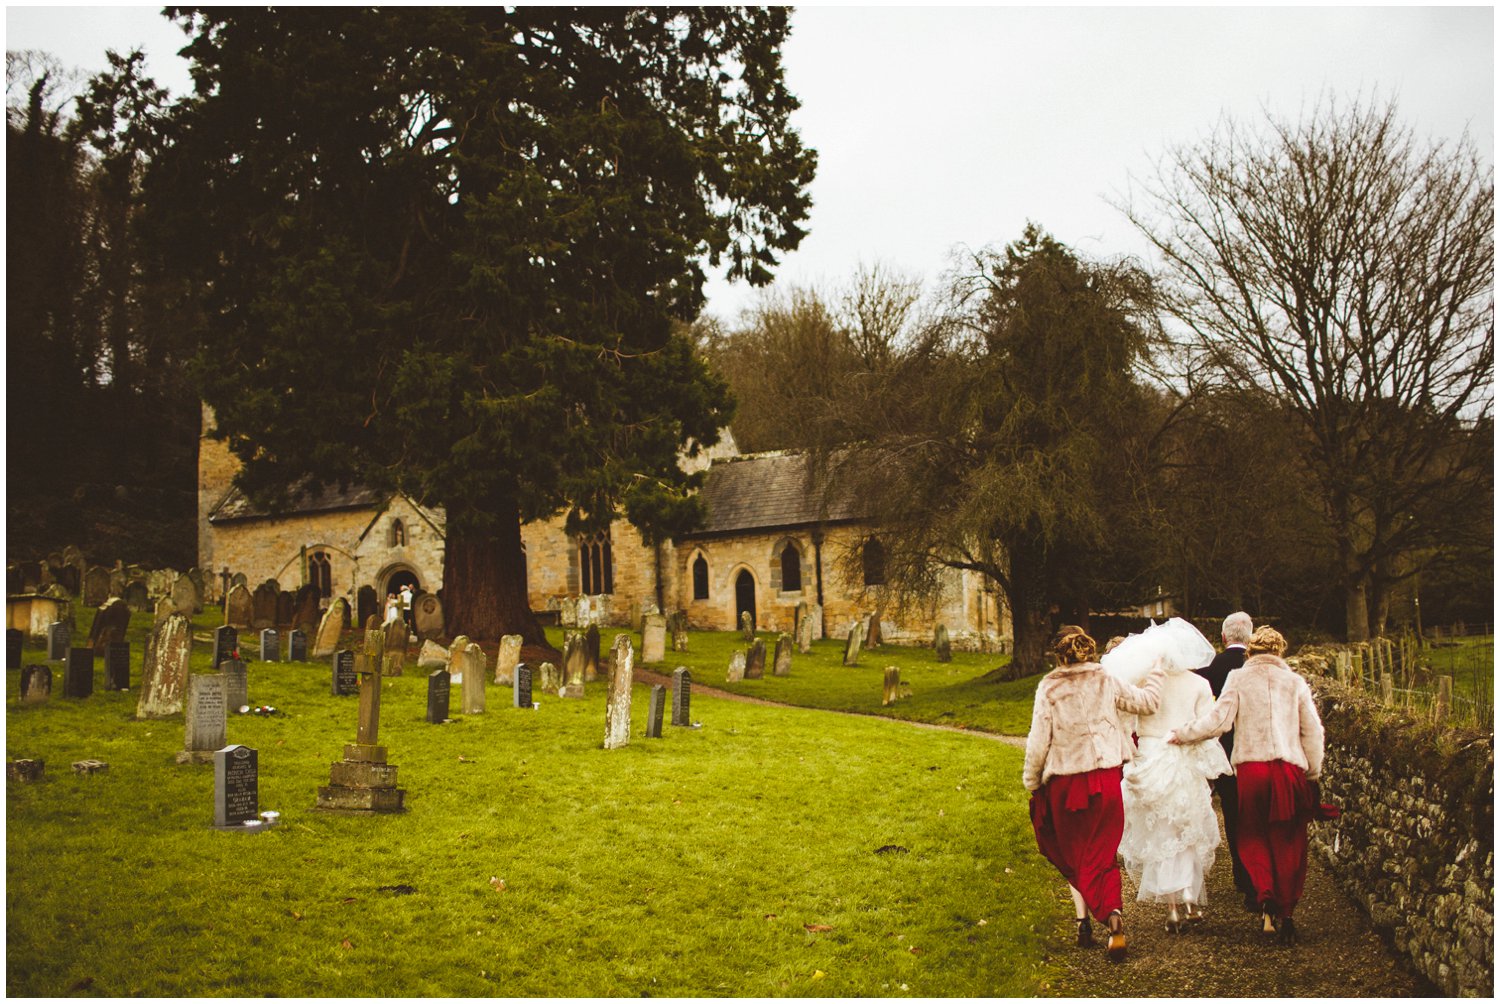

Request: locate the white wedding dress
(1103, 619), (1231, 904)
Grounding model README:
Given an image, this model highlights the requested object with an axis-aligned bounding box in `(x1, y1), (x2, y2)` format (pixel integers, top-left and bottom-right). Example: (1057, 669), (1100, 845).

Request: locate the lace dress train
(1119, 736), (1231, 904)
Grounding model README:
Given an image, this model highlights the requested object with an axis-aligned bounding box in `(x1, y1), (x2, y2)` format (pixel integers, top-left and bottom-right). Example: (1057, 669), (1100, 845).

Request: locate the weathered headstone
(559, 596), (578, 627)
(291, 585), (321, 635)
(214, 744), (259, 827)
(668, 610), (689, 652)
(773, 633), (793, 677)
(124, 579), (150, 613)
(88, 597), (132, 651)
(604, 635), (634, 750)
(882, 666), (901, 706)
(417, 639), (448, 669)
(64, 647), (94, 698)
(288, 629), (308, 662)
(6, 628), (22, 669)
(513, 663), (533, 708)
(171, 573), (199, 616)
(332, 649), (357, 696)
(843, 620), (864, 667)
(865, 613), (882, 648)
(276, 590), (296, 628)
(744, 638), (766, 679)
(538, 661), (561, 693)
(934, 623), (952, 663)
(225, 584), (253, 628)
(671, 668), (691, 726)
(563, 633), (587, 691)
(646, 685), (666, 739)
(41, 584), (75, 630)
(21, 664), (52, 703)
(315, 632), (407, 812)
(426, 669), (452, 723)
(383, 619), (409, 676)
(260, 628), (280, 663)
(222, 658), (248, 712)
(642, 613), (667, 664)
(493, 634), (522, 685)
(153, 595), (175, 628)
(413, 593), (444, 639)
(213, 625), (238, 669)
(561, 651), (584, 698)
(230, 571), (249, 592)
(740, 610), (755, 643)
(312, 598), (347, 657)
(83, 566), (111, 606)
(252, 582), (279, 629)
(47, 622), (72, 662)
(584, 624), (600, 682)
(177, 673), (227, 764)
(138, 612), (192, 718)
(726, 650), (746, 683)
(105, 641), (131, 690)
(804, 602), (823, 645)
(460, 641), (486, 714)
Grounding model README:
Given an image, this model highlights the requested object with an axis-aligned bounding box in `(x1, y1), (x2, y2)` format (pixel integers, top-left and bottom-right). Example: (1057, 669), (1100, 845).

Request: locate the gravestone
(744, 639), (766, 679)
(843, 621), (864, 667)
(332, 650), (358, 696)
(222, 658), (249, 712)
(225, 584), (253, 628)
(668, 610), (689, 652)
(413, 594), (444, 640)
(64, 647), (94, 698)
(171, 574), (199, 616)
(177, 673), (227, 764)
(214, 745), (259, 827)
(561, 649), (585, 697)
(934, 623), (952, 663)
(9, 758), (45, 782)
(795, 600), (808, 634)
(446, 635), (470, 683)
(803, 602), (823, 646)
(315, 629), (406, 812)
(865, 613), (882, 648)
(42, 584), (76, 630)
(773, 633), (793, 676)
(105, 641), (130, 691)
(83, 566), (111, 606)
(671, 668), (691, 726)
(312, 598), (347, 657)
(538, 661), (561, 694)
(138, 612), (192, 718)
(604, 635), (634, 750)
(460, 642), (486, 714)
(740, 610), (755, 643)
(88, 597), (132, 651)
(383, 619), (409, 676)
(276, 590), (296, 628)
(563, 634), (587, 691)
(882, 666), (901, 706)
(646, 685), (666, 739)
(288, 629), (308, 662)
(153, 596), (175, 629)
(291, 585), (321, 635)
(417, 639), (449, 670)
(260, 628), (280, 663)
(230, 572), (249, 592)
(47, 622), (72, 662)
(213, 625), (238, 669)
(354, 617), (385, 680)
(494, 634), (522, 685)
(584, 624), (600, 682)
(124, 579), (150, 613)
(252, 582), (279, 629)
(426, 669), (451, 723)
(7, 628), (22, 669)
(726, 650), (746, 683)
(356, 585), (378, 629)
(559, 597), (578, 627)
(641, 613), (666, 664)
(21, 665), (52, 703)
(513, 663), (533, 708)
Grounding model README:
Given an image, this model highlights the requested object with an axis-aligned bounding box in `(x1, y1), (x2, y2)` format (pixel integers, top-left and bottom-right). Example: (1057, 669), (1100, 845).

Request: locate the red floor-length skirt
(1235, 759), (1311, 916)
(1030, 766), (1125, 922)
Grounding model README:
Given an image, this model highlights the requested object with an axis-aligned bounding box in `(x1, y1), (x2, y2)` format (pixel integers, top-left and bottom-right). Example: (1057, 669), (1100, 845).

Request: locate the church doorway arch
(734, 569), (757, 633)
(382, 566), (422, 598)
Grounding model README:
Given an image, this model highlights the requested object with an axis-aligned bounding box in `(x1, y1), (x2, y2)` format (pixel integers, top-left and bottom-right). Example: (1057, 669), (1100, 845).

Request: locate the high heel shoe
(1260, 899), (1278, 935)
(1277, 916), (1298, 945)
(1075, 916), (1094, 948)
(1165, 903), (1181, 934)
(1106, 910), (1127, 962)
(1184, 901), (1205, 925)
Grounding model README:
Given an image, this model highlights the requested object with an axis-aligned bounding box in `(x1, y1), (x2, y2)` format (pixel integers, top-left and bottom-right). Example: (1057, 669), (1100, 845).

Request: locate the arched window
(390, 518), (406, 547)
(578, 530), (614, 595)
(309, 551), (333, 598)
(692, 554), (710, 600)
(862, 537), (886, 587)
(780, 542), (802, 593)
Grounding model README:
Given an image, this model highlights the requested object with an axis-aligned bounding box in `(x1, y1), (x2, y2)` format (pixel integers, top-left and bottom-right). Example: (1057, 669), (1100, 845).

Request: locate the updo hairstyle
(1049, 625), (1097, 666)
(1245, 625), (1288, 657)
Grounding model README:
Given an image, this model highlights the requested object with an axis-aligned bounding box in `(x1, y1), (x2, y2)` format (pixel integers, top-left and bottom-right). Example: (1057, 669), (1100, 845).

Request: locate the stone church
(198, 407), (1011, 649)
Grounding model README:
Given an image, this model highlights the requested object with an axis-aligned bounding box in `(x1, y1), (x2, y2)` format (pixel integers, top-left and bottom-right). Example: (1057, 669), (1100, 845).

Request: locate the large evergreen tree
(143, 8), (816, 643)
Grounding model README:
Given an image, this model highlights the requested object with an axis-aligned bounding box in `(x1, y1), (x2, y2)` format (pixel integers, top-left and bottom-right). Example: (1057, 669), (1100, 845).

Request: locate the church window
(579, 530), (614, 595)
(692, 554), (709, 600)
(309, 550), (333, 598)
(780, 542), (802, 593)
(862, 537), (886, 587)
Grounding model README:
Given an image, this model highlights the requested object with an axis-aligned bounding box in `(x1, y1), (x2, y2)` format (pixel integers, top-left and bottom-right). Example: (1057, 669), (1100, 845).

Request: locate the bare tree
(1120, 96), (1493, 641)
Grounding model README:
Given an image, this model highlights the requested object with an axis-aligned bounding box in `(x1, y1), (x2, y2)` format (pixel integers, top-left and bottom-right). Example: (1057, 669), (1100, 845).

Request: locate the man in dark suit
(1196, 610), (1255, 910)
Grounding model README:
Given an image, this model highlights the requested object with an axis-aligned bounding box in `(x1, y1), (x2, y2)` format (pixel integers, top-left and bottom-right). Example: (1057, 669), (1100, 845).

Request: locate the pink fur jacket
(1171, 654), (1325, 779)
(1022, 663), (1164, 791)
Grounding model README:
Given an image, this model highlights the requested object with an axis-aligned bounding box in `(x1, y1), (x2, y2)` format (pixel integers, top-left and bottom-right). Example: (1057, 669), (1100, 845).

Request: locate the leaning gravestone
(459, 641), (486, 714)
(21, 665), (52, 703)
(843, 621), (864, 667)
(934, 623), (952, 663)
(642, 613), (667, 664)
(213, 745), (259, 828)
(88, 597), (132, 651)
(726, 650), (746, 683)
(382, 619), (409, 677)
(225, 584), (253, 629)
(64, 647), (94, 698)
(584, 624), (600, 682)
(773, 634), (793, 677)
(513, 663), (533, 708)
(493, 634), (522, 685)
(646, 685), (666, 739)
(603, 635), (634, 750)
(124, 579), (150, 613)
(332, 650), (358, 696)
(222, 658), (248, 712)
(260, 628), (280, 663)
(105, 641), (131, 691)
(153, 596), (175, 629)
(882, 666), (901, 706)
(138, 612), (192, 718)
(177, 673), (227, 764)
(417, 639), (448, 670)
(213, 625), (238, 670)
(251, 582), (279, 629)
(288, 629), (308, 662)
(312, 599), (347, 657)
(744, 639), (766, 679)
(413, 594), (444, 640)
(83, 566), (111, 607)
(171, 574), (199, 617)
(426, 669), (451, 724)
(740, 610), (755, 643)
(6, 628), (22, 669)
(671, 668), (691, 726)
(47, 622), (72, 662)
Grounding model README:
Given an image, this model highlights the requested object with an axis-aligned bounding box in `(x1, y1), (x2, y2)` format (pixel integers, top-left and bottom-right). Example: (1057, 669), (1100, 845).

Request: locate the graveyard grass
(6, 612), (1069, 997)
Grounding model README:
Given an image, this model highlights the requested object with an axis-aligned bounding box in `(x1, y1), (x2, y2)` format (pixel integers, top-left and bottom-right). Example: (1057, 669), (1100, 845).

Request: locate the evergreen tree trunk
(1344, 576), (1371, 643)
(443, 504), (548, 648)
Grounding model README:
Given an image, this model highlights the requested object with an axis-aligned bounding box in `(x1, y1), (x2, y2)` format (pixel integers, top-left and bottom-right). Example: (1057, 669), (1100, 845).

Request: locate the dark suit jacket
(1195, 645), (1247, 759)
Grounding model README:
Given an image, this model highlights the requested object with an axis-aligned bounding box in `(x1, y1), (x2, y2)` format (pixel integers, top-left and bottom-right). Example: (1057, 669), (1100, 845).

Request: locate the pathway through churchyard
(640, 670), (1436, 998)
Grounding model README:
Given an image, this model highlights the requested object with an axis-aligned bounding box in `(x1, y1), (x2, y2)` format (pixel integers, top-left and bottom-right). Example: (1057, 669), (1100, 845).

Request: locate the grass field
(7, 610), (1068, 997)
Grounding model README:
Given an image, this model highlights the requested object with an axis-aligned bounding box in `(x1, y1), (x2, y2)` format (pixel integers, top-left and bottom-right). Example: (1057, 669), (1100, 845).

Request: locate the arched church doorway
(735, 570), (756, 633)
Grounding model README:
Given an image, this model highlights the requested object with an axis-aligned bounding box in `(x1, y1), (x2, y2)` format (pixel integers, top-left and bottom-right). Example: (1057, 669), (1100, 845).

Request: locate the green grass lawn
(7, 611), (1069, 997)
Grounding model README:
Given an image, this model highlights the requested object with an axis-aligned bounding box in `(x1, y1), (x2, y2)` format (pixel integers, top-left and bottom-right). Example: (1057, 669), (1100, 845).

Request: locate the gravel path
(645, 670), (1434, 997)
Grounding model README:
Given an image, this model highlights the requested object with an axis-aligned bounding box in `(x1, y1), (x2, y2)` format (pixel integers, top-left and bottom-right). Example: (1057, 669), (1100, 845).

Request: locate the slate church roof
(208, 479), (388, 524)
(685, 451), (868, 538)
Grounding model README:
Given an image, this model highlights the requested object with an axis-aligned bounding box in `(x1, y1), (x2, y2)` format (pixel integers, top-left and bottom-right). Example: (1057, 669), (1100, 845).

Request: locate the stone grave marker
(641, 613), (666, 664)
(288, 629), (308, 662)
(213, 625), (239, 670)
(276, 590), (296, 628)
(332, 650), (358, 696)
(460, 641), (486, 714)
(413, 594), (444, 640)
(561, 654), (584, 698)
(417, 639), (448, 670)
(42, 584), (76, 630)
(538, 661), (561, 694)
(801, 602), (822, 649)
(563, 634), (587, 690)
(9, 758), (45, 783)
(252, 582), (279, 629)
(315, 633), (406, 812)
(177, 673), (227, 764)
(88, 597), (132, 651)
(354, 617), (385, 679)
(260, 628), (280, 663)
(446, 635), (470, 683)
(494, 634), (522, 685)
(744, 638), (766, 679)
(773, 633), (793, 676)
(383, 619), (409, 676)
(646, 685), (666, 739)
(740, 610), (755, 643)
(843, 620), (864, 667)
(214, 745), (259, 828)
(138, 612), (192, 718)
(83, 566), (111, 606)
(934, 623), (952, 663)
(64, 647), (94, 698)
(225, 584), (253, 628)
(669, 610), (689, 652)
(21, 665), (52, 703)
(312, 598), (347, 657)
(47, 622), (72, 662)
(559, 596), (578, 627)
(222, 658), (248, 712)
(292, 585), (322, 634)
(230, 571), (249, 592)
(426, 669), (451, 723)
(105, 641), (131, 691)
(124, 579), (150, 612)
(865, 613), (882, 648)
(513, 663), (533, 708)
(882, 666), (901, 706)
(7, 628), (21, 669)
(171, 573), (199, 616)
(604, 635), (634, 750)
(671, 668), (691, 726)
(584, 623), (600, 682)
(795, 600), (808, 634)
(726, 650), (746, 683)
(153, 596), (175, 628)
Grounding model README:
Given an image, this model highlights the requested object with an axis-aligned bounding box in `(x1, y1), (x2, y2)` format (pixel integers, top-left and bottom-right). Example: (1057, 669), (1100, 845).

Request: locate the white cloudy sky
(7, 5), (1493, 323)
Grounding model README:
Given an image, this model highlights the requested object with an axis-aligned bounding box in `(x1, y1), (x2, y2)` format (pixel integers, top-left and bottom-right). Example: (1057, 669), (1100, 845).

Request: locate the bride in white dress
(1102, 618), (1231, 932)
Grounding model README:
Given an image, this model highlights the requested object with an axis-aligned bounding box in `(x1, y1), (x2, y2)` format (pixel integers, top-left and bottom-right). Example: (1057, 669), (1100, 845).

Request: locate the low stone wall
(1291, 658), (1492, 997)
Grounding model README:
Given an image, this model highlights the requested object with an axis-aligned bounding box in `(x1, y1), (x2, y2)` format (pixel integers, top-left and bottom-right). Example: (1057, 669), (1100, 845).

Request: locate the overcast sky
(7, 5), (1493, 323)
